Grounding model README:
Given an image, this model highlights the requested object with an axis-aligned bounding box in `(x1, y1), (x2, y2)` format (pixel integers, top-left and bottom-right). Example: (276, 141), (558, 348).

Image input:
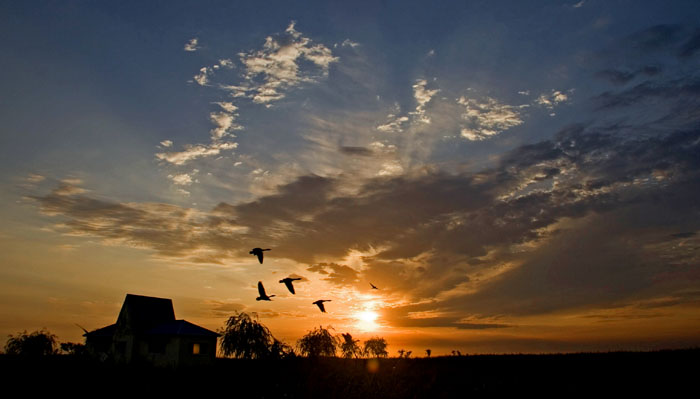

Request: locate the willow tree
(297, 326), (338, 357)
(219, 312), (292, 359)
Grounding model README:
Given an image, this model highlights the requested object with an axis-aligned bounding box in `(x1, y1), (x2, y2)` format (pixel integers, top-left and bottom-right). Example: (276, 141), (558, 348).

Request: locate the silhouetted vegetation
(363, 337), (388, 358)
(297, 325), (338, 357)
(2, 349), (698, 396)
(4, 329), (58, 356)
(340, 333), (362, 359)
(219, 311), (293, 359)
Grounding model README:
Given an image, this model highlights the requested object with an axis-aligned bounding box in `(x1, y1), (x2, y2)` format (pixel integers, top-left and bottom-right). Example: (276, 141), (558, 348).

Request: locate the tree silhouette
(219, 312), (292, 359)
(340, 333), (362, 358)
(297, 326), (338, 357)
(425, 349), (431, 357)
(363, 337), (388, 358)
(4, 329), (58, 356)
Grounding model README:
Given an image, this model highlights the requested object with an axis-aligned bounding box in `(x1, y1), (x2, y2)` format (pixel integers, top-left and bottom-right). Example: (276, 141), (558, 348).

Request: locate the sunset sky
(2, 0), (700, 355)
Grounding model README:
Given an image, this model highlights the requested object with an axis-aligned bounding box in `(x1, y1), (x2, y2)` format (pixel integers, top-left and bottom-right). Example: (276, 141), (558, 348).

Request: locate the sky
(2, 0), (700, 355)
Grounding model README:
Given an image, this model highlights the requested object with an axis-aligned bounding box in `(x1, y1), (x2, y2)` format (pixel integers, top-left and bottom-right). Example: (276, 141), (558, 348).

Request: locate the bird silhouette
(256, 281), (275, 301)
(369, 282), (378, 289)
(250, 248), (271, 264)
(279, 277), (302, 294)
(313, 299), (331, 313)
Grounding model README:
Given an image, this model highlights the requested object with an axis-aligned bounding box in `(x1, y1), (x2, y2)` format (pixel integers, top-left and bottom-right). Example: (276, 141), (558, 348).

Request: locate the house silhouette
(85, 294), (219, 366)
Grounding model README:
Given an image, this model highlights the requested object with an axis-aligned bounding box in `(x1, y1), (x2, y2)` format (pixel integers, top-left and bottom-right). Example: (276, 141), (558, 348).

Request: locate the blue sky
(2, 0), (700, 353)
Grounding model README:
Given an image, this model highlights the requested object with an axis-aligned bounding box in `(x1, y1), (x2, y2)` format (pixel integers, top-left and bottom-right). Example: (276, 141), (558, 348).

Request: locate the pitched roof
(84, 323), (117, 337)
(146, 320), (220, 337)
(117, 294), (176, 333)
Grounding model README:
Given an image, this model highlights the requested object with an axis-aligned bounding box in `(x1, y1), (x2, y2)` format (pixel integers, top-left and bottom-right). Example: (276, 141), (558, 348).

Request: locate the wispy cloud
(376, 79), (439, 132)
(25, 173), (46, 183)
(457, 96), (525, 140)
(156, 142), (238, 165)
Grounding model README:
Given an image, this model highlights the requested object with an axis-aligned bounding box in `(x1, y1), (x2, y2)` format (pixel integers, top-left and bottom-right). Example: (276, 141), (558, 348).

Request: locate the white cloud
(458, 96), (525, 141)
(535, 90), (569, 109)
(410, 79), (440, 124)
(377, 160), (404, 176)
(184, 38), (199, 52)
(376, 80), (439, 132)
(209, 111), (242, 140)
(427, 49), (435, 57)
(573, 1), (585, 8)
(213, 102), (238, 113)
(160, 140), (173, 148)
(239, 21), (338, 104)
(156, 142), (238, 165)
(194, 67), (211, 86)
(168, 173), (194, 186)
(341, 39), (360, 48)
(376, 114), (410, 133)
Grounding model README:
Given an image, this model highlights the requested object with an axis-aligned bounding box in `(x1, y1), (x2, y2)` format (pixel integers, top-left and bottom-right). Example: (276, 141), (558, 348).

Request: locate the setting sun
(355, 311), (379, 332)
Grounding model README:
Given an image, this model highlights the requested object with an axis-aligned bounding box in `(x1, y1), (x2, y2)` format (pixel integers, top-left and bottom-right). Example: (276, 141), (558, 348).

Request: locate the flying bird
(256, 281), (275, 301)
(250, 248), (271, 264)
(369, 282), (378, 290)
(313, 299), (331, 313)
(279, 277), (302, 294)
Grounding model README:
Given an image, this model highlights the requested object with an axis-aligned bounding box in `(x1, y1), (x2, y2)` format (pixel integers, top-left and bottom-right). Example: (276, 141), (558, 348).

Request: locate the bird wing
(284, 280), (295, 294)
(370, 282), (377, 289)
(317, 302), (326, 312)
(257, 252), (264, 264)
(258, 281), (267, 297)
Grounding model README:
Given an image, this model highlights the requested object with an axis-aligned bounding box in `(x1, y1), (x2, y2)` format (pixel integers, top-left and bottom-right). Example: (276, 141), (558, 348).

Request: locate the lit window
(192, 343), (200, 355)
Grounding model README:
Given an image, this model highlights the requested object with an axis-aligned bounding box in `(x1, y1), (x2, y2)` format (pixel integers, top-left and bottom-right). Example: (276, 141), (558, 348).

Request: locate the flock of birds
(249, 247), (378, 313)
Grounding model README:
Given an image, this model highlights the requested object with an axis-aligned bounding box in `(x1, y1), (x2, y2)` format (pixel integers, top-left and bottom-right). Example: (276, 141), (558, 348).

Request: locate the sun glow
(355, 310), (379, 332)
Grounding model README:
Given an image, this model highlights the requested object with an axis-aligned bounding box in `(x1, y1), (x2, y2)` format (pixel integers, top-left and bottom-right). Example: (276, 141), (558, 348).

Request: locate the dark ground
(2, 350), (697, 397)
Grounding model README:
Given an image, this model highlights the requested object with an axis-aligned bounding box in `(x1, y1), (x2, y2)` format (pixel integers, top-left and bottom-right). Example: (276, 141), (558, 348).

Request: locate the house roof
(146, 320), (220, 337)
(117, 294), (176, 333)
(84, 323), (117, 337)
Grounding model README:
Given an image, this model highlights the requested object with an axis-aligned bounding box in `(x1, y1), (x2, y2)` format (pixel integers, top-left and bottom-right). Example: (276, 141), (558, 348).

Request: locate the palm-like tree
(340, 333), (362, 358)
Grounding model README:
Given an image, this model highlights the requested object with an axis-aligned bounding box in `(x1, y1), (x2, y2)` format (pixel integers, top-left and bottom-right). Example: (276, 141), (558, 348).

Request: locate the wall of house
(176, 336), (217, 366)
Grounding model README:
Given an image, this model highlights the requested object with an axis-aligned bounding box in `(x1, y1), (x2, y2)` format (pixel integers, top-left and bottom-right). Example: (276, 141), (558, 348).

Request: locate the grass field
(2, 350), (697, 397)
